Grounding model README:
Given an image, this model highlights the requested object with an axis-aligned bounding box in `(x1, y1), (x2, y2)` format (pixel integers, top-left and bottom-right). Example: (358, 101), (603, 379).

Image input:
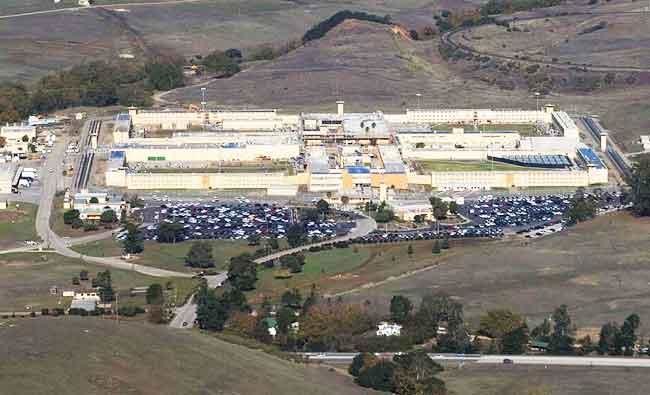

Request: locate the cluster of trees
(597, 314), (641, 356)
(365, 201), (394, 223)
(479, 309), (529, 354)
(122, 222), (144, 255)
(201, 49), (241, 77)
(92, 270), (115, 303)
(302, 10), (392, 44)
(279, 253), (306, 274)
(185, 241), (215, 268)
(480, 0), (563, 16)
(631, 155), (650, 216)
(146, 283), (166, 323)
(350, 350), (446, 394)
(0, 59), (184, 123)
(565, 191), (597, 225)
(62, 208), (118, 232)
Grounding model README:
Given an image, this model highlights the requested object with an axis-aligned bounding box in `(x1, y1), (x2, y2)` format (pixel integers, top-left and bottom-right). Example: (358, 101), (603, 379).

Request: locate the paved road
(33, 128), (191, 278)
(0, 0), (202, 20)
(302, 353), (650, 367)
(442, 11), (650, 73)
(169, 272), (227, 329)
(253, 215), (377, 264)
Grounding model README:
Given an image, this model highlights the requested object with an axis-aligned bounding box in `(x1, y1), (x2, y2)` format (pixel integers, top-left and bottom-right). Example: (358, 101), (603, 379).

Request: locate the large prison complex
(103, 103), (608, 195)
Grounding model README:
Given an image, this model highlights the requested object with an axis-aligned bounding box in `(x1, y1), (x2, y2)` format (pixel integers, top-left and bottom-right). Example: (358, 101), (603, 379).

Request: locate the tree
(247, 233), (260, 246)
(390, 295), (413, 323)
(100, 209), (117, 224)
(341, 195), (350, 206)
(281, 288), (303, 309)
(597, 322), (619, 355)
(432, 240), (441, 254)
(531, 318), (552, 342)
(185, 241), (215, 268)
(122, 222), (144, 254)
(502, 324), (529, 355)
(227, 253), (257, 291)
(616, 313), (640, 356)
(221, 287), (249, 312)
(94, 270), (114, 303)
(440, 237), (450, 250)
(631, 155), (650, 216)
(407, 244), (414, 256)
(145, 61), (185, 91)
(79, 270), (89, 281)
(267, 236), (280, 251)
(276, 306), (296, 335)
(479, 309), (526, 339)
(316, 199), (330, 218)
(549, 304), (575, 355)
(393, 350), (446, 395)
(429, 197), (449, 220)
(566, 195), (596, 225)
(89, 197), (99, 204)
(224, 48), (243, 60)
(63, 209), (80, 225)
(202, 50), (241, 76)
(146, 283), (164, 305)
(286, 224), (306, 248)
(158, 221), (184, 243)
(356, 360), (397, 392)
(349, 352), (379, 377)
(195, 283), (228, 331)
(374, 207), (394, 223)
(72, 276), (80, 285)
(448, 201), (458, 215)
(280, 254), (305, 273)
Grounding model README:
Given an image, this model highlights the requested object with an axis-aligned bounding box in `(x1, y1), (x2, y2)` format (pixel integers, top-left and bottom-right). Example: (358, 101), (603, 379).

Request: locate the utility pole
(416, 93), (422, 109)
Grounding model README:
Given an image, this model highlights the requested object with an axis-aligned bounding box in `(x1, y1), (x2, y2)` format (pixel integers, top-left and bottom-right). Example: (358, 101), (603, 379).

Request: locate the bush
(302, 10), (391, 43)
(118, 306), (145, 317)
(41, 308), (49, 316)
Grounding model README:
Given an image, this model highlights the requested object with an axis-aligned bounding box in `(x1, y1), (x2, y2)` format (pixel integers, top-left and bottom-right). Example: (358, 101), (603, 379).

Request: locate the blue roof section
(491, 154), (571, 169)
(346, 166), (370, 174)
(110, 150), (125, 160)
(116, 113), (130, 121)
(578, 147), (604, 169)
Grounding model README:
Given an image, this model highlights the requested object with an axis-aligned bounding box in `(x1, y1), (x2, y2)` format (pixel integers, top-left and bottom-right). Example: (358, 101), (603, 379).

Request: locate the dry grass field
(441, 364), (650, 395)
(343, 212), (650, 336)
(0, 317), (373, 395)
(0, 202), (39, 249)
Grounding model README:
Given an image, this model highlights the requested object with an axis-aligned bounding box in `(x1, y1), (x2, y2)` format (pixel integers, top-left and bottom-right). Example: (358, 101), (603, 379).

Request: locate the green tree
(286, 224), (306, 247)
(100, 209), (117, 224)
(531, 318), (552, 342)
(145, 61), (185, 91)
(390, 295), (413, 324)
(227, 253), (257, 291)
(280, 254), (305, 273)
(122, 222), (144, 254)
(316, 199), (330, 218)
(94, 270), (114, 303)
(479, 309), (526, 339)
(407, 244), (414, 256)
(615, 313), (640, 356)
(502, 324), (529, 354)
(89, 197), (99, 204)
(374, 207), (394, 223)
(448, 201), (458, 214)
(631, 155), (650, 216)
(566, 195), (597, 225)
(356, 360), (396, 393)
(185, 241), (215, 268)
(349, 352), (379, 377)
(549, 304), (575, 355)
(281, 288), (303, 309)
(146, 283), (164, 305)
(195, 283), (228, 331)
(393, 350), (446, 395)
(276, 306), (296, 335)
(202, 51), (241, 76)
(429, 197), (449, 220)
(79, 270), (89, 281)
(267, 236), (280, 250)
(158, 222), (184, 243)
(247, 233), (261, 246)
(597, 322), (619, 355)
(432, 240), (441, 254)
(63, 209), (80, 225)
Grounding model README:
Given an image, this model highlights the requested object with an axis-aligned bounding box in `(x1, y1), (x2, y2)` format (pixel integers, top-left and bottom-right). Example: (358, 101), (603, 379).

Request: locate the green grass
(0, 202), (39, 249)
(252, 247), (372, 301)
(72, 238), (258, 272)
(0, 252), (198, 312)
(417, 160), (538, 172)
(0, 317), (367, 395)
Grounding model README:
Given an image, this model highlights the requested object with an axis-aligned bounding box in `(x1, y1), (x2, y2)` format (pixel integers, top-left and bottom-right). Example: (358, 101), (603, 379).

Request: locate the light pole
(534, 92), (540, 112)
(201, 87), (207, 112)
(415, 93), (422, 109)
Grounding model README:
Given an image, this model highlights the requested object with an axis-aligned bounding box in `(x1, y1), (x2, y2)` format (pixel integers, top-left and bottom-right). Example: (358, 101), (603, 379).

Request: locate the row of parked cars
(141, 202), (352, 242)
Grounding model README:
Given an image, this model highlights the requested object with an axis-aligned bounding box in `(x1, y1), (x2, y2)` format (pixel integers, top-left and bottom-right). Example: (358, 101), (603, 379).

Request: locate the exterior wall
(429, 169), (598, 190)
(370, 173), (409, 190)
(120, 172), (292, 190)
(392, 109), (552, 125)
(120, 144), (299, 162)
(1, 125), (36, 142)
(398, 130), (521, 150)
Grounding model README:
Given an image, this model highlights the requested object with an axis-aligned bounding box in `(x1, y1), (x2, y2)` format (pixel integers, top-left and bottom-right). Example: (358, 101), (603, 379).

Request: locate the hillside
(0, 317), (374, 395)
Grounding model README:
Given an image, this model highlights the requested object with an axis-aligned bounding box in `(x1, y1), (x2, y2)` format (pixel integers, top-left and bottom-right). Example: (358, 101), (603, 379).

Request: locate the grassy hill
(0, 317), (374, 395)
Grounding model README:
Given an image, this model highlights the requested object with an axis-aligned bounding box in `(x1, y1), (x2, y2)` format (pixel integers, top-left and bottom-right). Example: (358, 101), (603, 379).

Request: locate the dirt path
(0, 0), (203, 19)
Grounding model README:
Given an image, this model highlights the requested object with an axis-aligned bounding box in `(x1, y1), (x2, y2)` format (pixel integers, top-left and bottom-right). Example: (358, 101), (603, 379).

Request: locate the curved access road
(442, 10), (650, 73)
(0, 0), (203, 20)
(253, 215), (377, 264)
(33, 133), (190, 278)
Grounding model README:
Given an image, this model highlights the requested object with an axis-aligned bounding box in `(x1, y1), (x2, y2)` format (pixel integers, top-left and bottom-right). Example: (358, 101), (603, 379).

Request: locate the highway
(301, 353), (650, 368)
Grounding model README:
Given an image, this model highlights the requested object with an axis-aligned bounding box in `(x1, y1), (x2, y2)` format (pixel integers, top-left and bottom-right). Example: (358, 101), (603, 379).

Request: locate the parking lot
(140, 201), (354, 242)
(355, 191), (626, 243)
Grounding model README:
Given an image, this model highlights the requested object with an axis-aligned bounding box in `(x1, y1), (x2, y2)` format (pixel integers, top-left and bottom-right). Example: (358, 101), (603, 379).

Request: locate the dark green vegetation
(0, 317), (369, 395)
(302, 10), (391, 43)
(350, 350), (446, 394)
(631, 154), (650, 216)
(480, 0), (563, 16)
(0, 59), (183, 122)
